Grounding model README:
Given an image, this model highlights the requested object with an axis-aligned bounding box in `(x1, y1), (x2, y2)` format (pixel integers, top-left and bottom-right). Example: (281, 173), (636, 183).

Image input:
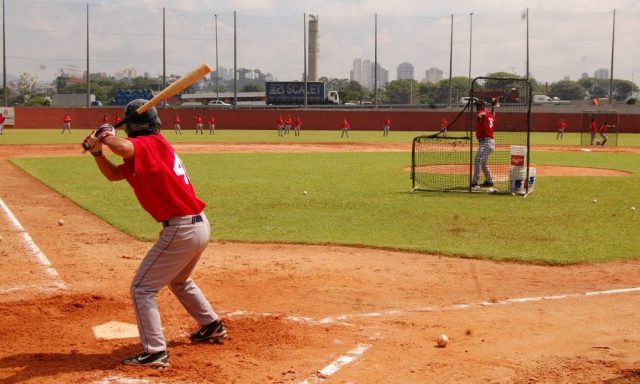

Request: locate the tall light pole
(468, 12), (473, 90)
(448, 13), (453, 108)
(609, 9), (616, 104)
(2, 0), (7, 107)
(86, 3), (90, 107)
(215, 13), (219, 102)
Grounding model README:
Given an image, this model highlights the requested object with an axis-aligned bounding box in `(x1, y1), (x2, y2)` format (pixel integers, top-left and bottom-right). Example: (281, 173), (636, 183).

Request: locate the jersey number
(173, 153), (190, 184)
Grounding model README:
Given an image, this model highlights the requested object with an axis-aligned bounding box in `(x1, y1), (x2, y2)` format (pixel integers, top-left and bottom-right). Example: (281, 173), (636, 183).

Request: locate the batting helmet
(123, 99), (161, 138)
(475, 99), (486, 110)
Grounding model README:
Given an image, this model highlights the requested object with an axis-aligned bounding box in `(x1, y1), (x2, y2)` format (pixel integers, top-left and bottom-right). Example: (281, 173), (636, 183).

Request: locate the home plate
(92, 321), (139, 340)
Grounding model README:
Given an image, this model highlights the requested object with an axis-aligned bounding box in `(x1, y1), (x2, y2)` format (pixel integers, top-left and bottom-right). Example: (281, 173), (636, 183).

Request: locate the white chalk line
(298, 343), (372, 384)
(223, 286), (640, 326)
(0, 197), (66, 290)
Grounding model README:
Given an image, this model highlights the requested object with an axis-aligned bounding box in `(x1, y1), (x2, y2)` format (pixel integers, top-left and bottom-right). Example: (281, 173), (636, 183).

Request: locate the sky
(3, 0), (640, 86)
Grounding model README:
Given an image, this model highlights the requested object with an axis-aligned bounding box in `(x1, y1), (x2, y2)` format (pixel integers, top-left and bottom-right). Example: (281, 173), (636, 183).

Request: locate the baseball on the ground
(632, 206), (636, 211)
(303, 190), (308, 195)
(592, 199), (597, 203)
(436, 334), (449, 347)
(58, 219), (65, 226)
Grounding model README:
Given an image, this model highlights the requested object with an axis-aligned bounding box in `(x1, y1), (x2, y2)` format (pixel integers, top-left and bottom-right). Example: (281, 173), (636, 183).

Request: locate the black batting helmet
(123, 99), (161, 138)
(475, 99), (486, 110)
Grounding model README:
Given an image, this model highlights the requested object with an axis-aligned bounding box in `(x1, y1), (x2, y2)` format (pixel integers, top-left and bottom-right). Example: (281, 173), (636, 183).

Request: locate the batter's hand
(94, 123), (116, 142)
(81, 132), (101, 152)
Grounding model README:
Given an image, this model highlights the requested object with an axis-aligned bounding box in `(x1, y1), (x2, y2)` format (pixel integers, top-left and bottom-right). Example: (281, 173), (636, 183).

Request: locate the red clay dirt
(1, 142), (640, 384)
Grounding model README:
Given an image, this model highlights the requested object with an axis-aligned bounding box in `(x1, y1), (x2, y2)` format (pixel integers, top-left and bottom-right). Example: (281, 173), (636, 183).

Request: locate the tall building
(594, 68), (609, 80)
(424, 67), (443, 84)
(308, 14), (319, 82)
(350, 58), (388, 90)
(397, 62), (414, 80)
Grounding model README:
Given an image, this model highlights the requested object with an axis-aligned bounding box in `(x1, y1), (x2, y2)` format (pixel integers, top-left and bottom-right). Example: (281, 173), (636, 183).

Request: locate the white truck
(533, 95), (570, 105)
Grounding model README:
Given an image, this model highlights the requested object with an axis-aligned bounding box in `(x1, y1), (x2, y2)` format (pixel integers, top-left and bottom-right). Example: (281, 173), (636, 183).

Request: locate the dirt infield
(1, 142), (640, 383)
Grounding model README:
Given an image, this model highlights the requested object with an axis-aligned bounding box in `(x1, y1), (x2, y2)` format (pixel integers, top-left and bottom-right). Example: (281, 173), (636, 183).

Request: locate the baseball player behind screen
(471, 99), (496, 191)
(83, 99), (227, 369)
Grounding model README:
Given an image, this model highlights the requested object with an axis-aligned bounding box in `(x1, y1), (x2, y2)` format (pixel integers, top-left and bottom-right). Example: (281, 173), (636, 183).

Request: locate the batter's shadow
(0, 344), (142, 383)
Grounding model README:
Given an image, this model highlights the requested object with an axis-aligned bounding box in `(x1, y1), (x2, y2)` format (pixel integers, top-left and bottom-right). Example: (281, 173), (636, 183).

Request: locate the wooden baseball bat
(113, 62), (212, 129)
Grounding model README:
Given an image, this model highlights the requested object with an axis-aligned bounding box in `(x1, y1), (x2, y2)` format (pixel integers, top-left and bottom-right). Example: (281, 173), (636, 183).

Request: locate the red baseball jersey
(0, 115), (5, 124)
(114, 116), (122, 124)
(295, 117), (302, 126)
(117, 134), (205, 222)
(590, 121), (597, 133)
(558, 120), (566, 130)
(277, 117), (284, 125)
(195, 116), (203, 124)
(384, 118), (391, 126)
(63, 114), (71, 123)
(285, 116), (292, 124)
(174, 116), (181, 124)
(208, 117), (216, 125)
(341, 119), (350, 129)
(475, 109), (495, 140)
(600, 123), (609, 133)
(102, 115), (109, 123)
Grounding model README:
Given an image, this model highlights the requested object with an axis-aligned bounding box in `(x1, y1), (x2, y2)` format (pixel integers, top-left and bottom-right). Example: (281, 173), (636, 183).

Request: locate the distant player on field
(556, 118), (566, 140)
(599, 121), (609, 146)
(590, 118), (597, 145)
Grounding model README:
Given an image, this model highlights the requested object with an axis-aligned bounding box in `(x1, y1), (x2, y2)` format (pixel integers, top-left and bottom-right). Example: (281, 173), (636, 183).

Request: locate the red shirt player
(83, 99), (226, 368)
(276, 116), (285, 137)
(556, 118), (566, 140)
(340, 117), (350, 138)
(294, 116), (303, 136)
(62, 113), (72, 134)
(471, 100), (496, 189)
(114, 115), (122, 126)
(173, 115), (182, 135)
(383, 116), (391, 137)
(208, 116), (216, 135)
(102, 114), (109, 124)
(599, 121), (609, 146)
(195, 115), (204, 134)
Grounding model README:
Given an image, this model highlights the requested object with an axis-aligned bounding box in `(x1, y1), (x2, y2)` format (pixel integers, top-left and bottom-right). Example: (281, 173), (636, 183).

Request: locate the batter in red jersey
(83, 99), (226, 369)
(471, 100), (496, 190)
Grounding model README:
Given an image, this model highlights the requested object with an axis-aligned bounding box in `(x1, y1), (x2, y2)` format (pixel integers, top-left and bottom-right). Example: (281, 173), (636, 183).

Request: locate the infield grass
(10, 141), (640, 265)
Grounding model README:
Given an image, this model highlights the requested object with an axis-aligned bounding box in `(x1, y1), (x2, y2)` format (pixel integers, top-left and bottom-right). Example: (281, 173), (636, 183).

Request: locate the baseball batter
(83, 99), (227, 369)
(471, 100), (495, 190)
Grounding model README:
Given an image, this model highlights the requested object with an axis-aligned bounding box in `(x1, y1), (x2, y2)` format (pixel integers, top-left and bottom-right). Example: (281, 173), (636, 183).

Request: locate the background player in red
(0, 113), (5, 135)
(294, 115), (302, 136)
(276, 115), (284, 137)
(82, 99), (226, 368)
(114, 115), (122, 126)
(590, 118), (597, 145)
(194, 114), (204, 135)
(284, 115), (292, 135)
(440, 117), (449, 136)
(383, 116), (391, 137)
(340, 117), (350, 138)
(556, 118), (566, 140)
(208, 115), (216, 135)
(102, 114), (109, 124)
(62, 112), (72, 134)
(599, 121), (609, 146)
(471, 100), (496, 190)
(173, 115), (182, 135)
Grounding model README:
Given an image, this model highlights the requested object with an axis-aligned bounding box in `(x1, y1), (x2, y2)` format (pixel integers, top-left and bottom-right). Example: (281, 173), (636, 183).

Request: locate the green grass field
(5, 130), (640, 265)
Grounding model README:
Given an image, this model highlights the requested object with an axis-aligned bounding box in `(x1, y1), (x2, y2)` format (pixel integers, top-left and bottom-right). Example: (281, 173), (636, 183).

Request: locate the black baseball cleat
(480, 181), (494, 188)
(191, 319), (228, 343)
(471, 182), (480, 191)
(122, 351), (169, 369)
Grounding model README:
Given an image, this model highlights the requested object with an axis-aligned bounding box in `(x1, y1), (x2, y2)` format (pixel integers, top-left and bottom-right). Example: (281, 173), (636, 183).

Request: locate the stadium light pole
(303, 13), (307, 108)
(162, 8), (166, 97)
(468, 12), (473, 90)
(233, 11), (237, 108)
(2, 0), (6, 107)
(526, 8), (529, 79)
(374, 13), (378, 107)
(448, 13), (453, 108)
(609, 9), (615, 105)
(215, 13), (219, 102)
(86, 3), (90, 108)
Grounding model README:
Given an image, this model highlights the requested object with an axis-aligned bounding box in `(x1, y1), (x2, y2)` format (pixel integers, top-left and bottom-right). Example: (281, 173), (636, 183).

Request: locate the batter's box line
(222, 286), (640, 326)
(0, 197), (67, 290)
(297, 343), (372, 384)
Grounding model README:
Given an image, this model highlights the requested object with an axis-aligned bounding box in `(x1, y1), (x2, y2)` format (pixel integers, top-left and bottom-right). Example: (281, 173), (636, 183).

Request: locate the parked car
(207, 100), (230, 106)
(458, 97), (480, 106)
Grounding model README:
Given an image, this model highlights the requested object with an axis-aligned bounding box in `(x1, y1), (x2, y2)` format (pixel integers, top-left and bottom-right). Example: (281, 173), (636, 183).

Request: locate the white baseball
(58, 219), (65, 226)
(303, 190), (308, 195)
(631, 206), (636, 211)
(436, 334), (449, 347)
(592, 199), (597, 203)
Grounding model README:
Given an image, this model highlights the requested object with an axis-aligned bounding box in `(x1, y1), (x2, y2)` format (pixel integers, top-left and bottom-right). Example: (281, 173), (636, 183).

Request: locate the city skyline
(3, 0), (640, 88)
